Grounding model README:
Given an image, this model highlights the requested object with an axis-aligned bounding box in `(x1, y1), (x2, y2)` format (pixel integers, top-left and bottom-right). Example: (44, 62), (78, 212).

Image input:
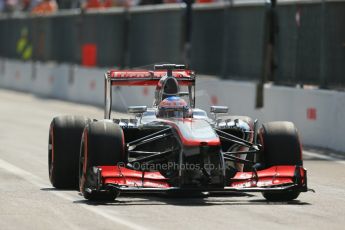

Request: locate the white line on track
(0, 158), (148, 230)
(303, 150), (345, 165)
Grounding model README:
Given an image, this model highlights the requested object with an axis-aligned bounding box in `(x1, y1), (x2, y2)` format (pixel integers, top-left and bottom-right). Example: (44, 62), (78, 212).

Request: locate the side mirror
(128, 106), (147, 114)
(210, 106), (228, 114)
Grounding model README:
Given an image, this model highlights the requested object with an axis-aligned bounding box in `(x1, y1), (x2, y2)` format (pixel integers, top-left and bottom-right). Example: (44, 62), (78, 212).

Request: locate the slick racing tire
(79, 121), (126, 201)
(259, 121), (302, 201)
(48, 115), (91, 189)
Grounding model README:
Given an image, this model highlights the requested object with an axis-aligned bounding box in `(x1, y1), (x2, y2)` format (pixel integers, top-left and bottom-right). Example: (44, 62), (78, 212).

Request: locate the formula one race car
(48, 64), (309, 202)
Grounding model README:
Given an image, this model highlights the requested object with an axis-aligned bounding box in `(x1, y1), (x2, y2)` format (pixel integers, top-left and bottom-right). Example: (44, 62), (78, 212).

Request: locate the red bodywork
(98, 165), (305, 190)
(101, 166), (170, 189)
(231, 166), (305, 188)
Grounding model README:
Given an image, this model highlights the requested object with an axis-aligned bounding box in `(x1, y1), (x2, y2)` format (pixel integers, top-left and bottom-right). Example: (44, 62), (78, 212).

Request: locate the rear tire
(79, 121), (126, 201)
(259, 121), (302, 201)
(48, 115), (91, 189)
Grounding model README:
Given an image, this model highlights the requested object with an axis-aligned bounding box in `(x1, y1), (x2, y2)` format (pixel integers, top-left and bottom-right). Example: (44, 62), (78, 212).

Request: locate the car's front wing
(84, 165), (308, 195)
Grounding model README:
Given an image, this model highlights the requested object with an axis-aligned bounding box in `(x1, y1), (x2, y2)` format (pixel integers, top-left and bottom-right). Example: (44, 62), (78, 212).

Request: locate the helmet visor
(158, 107), (187, 118)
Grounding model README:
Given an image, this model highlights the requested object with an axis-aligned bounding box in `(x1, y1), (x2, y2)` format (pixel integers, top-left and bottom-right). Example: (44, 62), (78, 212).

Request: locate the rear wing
(104, 64), (196, 119)
(106, 67), (195, 86)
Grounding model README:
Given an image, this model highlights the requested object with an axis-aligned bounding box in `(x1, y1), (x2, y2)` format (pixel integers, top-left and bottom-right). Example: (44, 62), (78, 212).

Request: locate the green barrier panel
(274, 4), (298, 85)
(0, 19), (5, 57)
(128, 8), (184, 68)
(275, 3), (322, 85)
(223, 5), (266, 80)
(295, 4), (323, 85)
(323, 2), (345, 87)
(191, 7), (225, 75)
(80, 11), (126, 67)
(49, 14), (79, 63)
(30, 16), (53, 61)
(274, 1), (345, 87)
(3, 19), (18, 59)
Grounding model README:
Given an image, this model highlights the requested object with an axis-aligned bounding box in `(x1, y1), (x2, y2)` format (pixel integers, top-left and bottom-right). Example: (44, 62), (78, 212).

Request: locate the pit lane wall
(1, 59), (344, 152)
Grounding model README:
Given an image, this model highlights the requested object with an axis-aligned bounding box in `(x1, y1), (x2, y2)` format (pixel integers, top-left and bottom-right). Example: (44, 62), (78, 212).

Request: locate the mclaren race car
(48, 64), (309, 201)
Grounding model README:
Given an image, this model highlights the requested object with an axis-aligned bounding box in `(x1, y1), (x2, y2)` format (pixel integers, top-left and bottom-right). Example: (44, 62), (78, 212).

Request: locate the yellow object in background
(22, 45), (33, 60)
(16, 28), (32, 60)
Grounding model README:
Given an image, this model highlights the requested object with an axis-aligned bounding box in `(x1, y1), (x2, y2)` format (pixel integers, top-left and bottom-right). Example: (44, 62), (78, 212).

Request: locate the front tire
(48, 115), (91, 189)
(259, 121), (302, 201)
(79, 121), (126, 201)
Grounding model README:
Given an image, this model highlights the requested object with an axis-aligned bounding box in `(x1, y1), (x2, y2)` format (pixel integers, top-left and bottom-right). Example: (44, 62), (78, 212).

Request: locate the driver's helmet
(157, 96), (189, 118)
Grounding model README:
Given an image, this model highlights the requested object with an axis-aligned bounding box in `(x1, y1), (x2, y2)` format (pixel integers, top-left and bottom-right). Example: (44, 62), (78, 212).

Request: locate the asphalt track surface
(0, 88), (344, 230)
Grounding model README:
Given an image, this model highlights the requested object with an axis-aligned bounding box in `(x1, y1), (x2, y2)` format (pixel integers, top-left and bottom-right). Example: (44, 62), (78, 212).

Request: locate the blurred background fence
(0, 0), (344, 88)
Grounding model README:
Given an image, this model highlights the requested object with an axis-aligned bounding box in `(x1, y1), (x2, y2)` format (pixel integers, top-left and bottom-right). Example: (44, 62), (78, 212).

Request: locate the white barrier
(32, 62), (53, 96)
(0, 59), (344, 152)
(2, 60), (32, 92)
(68, 66), (156, 109)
